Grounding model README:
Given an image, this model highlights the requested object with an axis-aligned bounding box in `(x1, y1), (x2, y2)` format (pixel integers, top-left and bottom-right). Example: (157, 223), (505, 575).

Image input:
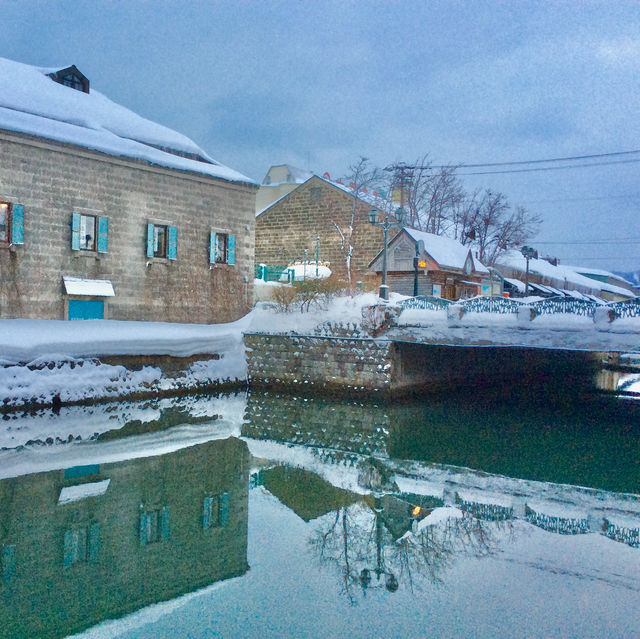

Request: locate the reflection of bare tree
(310, 500), (512, 601)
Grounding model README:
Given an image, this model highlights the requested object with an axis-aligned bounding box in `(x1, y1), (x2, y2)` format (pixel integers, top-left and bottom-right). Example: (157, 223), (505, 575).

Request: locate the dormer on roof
(47, 65), (90, 94)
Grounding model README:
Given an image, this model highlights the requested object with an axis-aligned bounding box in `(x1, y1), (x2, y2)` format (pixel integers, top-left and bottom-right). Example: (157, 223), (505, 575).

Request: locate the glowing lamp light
(417, 259), (427, 269)
(411, 506), (421, 517)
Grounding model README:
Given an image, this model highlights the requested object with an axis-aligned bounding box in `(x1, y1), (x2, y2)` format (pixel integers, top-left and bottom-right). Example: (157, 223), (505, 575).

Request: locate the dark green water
(0, 390), (637, 638)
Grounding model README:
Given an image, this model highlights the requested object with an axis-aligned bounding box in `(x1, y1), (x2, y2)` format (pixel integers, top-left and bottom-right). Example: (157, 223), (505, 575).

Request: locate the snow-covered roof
(496, 250), (635, 298)
(0, 57), (255, 185)
(563, 264), (635, 287)
(404, 228), (489, 273)
(63, 276), (115, 297)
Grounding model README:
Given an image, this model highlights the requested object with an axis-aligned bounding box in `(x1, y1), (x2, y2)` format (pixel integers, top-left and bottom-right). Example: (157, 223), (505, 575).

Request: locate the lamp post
(521, 246), (537, 295)
(369, 207), (406, 301)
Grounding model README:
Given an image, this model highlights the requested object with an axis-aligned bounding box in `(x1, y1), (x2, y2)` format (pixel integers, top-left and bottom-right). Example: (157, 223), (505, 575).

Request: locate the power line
(522, 194), (640, 204)
(458, 158), (640, 176)
(534, 239), (640, 245)
(437, 148), (640, 169)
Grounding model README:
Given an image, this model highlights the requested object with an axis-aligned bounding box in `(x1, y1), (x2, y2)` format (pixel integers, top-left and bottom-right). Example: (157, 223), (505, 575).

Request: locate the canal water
(0, 389), (638, 638)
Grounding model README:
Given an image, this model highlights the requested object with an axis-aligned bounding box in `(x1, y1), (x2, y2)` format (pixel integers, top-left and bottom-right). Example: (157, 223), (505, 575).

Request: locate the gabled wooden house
(368, 228), (489, 299)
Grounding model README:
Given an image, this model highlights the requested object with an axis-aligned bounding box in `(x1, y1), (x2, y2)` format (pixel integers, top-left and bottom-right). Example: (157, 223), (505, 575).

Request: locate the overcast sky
(3, 0), (639, 272)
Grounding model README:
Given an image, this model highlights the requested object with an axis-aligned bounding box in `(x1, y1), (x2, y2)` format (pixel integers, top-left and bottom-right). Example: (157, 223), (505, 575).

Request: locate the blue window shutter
(71, 213), (81, 251)
(139, 513), (148, 545)
(203, 497), (213, 529)
(11, 204), (24, 245)
(63, 530), (74, 566)
(220, 492), (229, 526)
(2, 545), (16, 583)
(97, 217), (108, 253)
(146, 223), (155, 258)
(209, 232), (216, 264)
(168, 226), (178, 260)
(160, 506), (170, 540)
(88, 523), (100, 562)
(227, 235), (236, 265)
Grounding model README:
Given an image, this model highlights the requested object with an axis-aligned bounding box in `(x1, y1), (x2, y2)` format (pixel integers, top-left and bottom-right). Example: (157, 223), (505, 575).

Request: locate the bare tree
(456, 189), (541, 265)
(385, 157), (465, 234)
(332, 157), (383, 288)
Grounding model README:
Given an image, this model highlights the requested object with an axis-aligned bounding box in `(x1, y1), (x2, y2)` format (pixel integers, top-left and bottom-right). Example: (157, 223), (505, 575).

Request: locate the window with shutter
(97, 217), (108, 253)
(1, 202), (25, 247)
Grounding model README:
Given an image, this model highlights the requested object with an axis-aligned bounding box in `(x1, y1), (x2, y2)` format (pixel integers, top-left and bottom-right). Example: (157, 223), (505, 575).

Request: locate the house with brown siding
(255, 175), (390, 283)
(368, 228), (488, 299)
(0, 57), (256, 323)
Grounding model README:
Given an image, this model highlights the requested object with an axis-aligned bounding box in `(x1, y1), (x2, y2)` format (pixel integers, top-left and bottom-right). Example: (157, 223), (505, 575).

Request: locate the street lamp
(520, 246), (537, 295)
(369, 207), (406, 300)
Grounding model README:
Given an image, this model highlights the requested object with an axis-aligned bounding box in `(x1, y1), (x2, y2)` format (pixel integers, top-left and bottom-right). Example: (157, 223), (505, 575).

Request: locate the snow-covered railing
(529, 296), (598, 318)
(602, 520), (640, 547)
(313, 321), (362, 338)
(457, 296), (522, 315)
(525, 506), (590, 535)
(456, 497), (514, 521)
(607, 298), (640, 319)
(399, 295), (453, 311)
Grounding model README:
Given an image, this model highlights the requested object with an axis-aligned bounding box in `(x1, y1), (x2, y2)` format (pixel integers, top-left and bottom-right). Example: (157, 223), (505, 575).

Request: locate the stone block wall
(0, 130), (256, 322)
(255, 176), (384, 282)
(244, 333), (394, 395)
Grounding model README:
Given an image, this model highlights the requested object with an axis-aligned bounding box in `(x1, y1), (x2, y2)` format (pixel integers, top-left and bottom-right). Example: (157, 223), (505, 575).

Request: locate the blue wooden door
(68, 299), (104, 320)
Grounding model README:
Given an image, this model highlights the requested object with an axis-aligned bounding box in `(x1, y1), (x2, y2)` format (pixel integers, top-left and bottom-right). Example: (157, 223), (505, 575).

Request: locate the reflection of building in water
(243, 391), (391, 462)
(0, 437), (249, 639)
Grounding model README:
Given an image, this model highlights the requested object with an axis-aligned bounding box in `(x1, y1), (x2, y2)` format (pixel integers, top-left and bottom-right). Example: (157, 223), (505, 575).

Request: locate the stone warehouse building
(0, 58), (256, 323)
(255, 174), (392, 283)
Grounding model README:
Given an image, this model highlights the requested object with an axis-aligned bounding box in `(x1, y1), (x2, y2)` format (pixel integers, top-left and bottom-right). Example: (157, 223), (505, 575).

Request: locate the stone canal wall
(244, 333), (395, 395)
(244, 333), (602, 397)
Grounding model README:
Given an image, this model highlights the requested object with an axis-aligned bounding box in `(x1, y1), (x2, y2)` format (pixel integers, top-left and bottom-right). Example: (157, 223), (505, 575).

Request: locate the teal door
(68, 299), (104, 320)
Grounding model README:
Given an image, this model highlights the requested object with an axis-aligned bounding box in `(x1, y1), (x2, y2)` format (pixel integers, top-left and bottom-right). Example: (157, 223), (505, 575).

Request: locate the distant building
(255, 174), (391, 283)
(368, 228), (489, 299)
(494, 251), (635, 301)
(0, 57), (256, 322)
(256, 164), (314, 213)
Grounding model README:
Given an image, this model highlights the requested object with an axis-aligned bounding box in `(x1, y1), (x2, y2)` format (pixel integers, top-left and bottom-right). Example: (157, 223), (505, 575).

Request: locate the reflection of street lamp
(520, 245), (537, 295)
(359, 495), (398, 593)
(369, 207), (406, 301)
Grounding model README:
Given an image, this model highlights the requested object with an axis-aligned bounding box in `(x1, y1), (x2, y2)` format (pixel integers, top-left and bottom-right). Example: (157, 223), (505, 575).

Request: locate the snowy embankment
(0, 317), (251, 408)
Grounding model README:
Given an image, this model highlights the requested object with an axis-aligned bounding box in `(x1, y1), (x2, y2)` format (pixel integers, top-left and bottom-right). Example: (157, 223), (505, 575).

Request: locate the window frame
(79, 213), (97, 252)
(209, 230), (236, 266)
(0, 202), (11, 247)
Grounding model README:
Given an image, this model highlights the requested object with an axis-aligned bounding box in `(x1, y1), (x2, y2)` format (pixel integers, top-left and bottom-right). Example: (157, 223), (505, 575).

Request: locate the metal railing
(458, 296), (522, 315)
(255, 264), (294, 283)
(608, 297), (640, 319)
(399, 295), (453, 311)
(529, 296), (598, 318)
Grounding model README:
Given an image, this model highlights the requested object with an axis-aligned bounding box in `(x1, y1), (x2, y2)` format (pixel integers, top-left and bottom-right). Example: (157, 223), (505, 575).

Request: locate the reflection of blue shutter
(209, 232), (216, 264)
(139, 513), (148, 545)
(63, 530), (74, 566)
(227, 235), (236, 265)
(203, 497), (213, 529)
(220, 492), (229, 526)
(2, 545), (16, 583)
(97, 217), (108, 253)
(168, 226), (177, 260)
(88, 523), (100, 562)
(11, 204), (24, 245)
(72, 213), (81, 251)
(160, 507), (170, 540)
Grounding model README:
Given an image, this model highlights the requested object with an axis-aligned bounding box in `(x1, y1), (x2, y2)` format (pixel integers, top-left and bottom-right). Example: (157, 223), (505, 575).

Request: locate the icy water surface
(0, 390), (638, 638)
